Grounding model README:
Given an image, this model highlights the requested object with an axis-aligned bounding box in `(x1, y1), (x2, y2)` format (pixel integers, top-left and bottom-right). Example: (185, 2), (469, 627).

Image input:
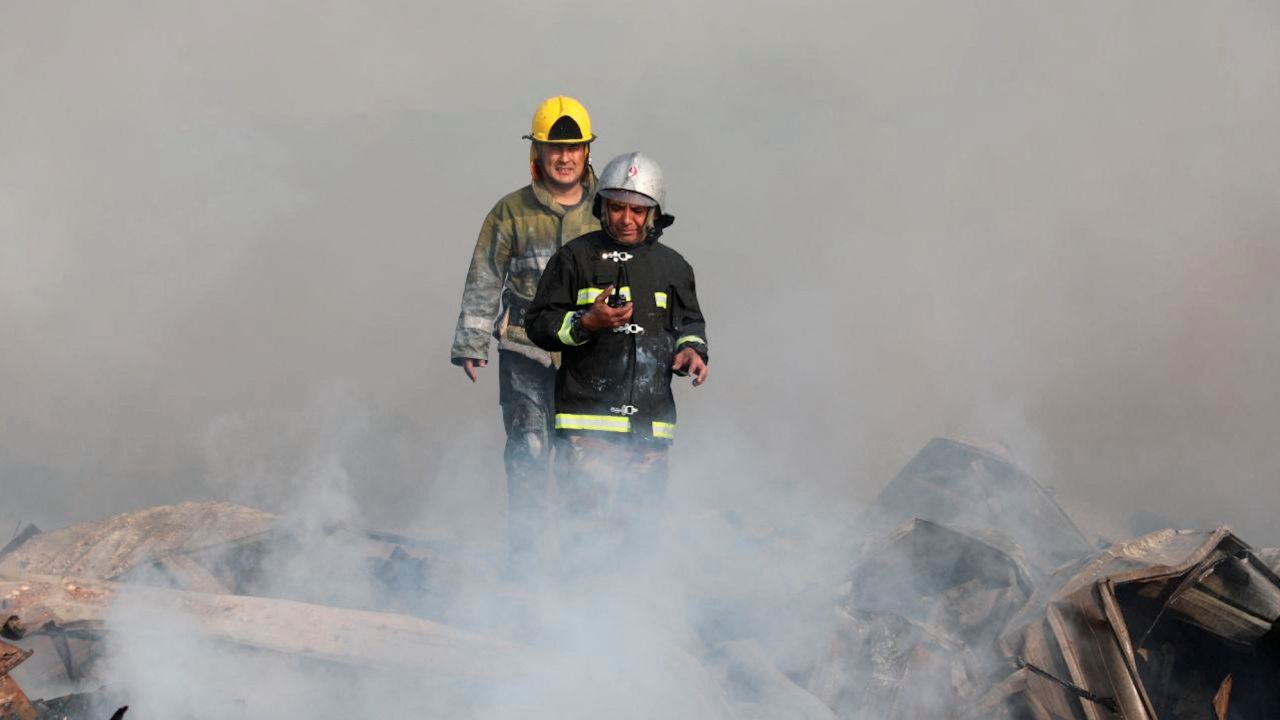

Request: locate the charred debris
(2, 437), (1278, 719)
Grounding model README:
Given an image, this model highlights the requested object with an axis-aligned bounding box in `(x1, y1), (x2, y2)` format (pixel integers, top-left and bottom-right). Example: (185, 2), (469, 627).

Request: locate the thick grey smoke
(3, 2), (1279, 559)
(4, 4), (1280, 718)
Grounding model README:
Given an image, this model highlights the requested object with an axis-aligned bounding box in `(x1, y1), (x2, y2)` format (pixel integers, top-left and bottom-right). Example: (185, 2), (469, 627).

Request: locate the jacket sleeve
(526, 248), (592, 351)
(674, 263), (709, 362)
(450, 203), (512, 365)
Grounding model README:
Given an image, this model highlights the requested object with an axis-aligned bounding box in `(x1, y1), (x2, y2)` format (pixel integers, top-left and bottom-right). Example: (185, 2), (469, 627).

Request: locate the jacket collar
(587, 229), (654, 255)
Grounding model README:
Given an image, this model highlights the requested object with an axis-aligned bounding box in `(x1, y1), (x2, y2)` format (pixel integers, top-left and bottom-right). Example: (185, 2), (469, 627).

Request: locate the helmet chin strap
(603, 213), (620, 242)
(642, 210), (658, 242)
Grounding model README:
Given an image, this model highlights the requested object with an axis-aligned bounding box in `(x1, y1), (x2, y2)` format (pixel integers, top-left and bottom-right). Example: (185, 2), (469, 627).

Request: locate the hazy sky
(2, 2), (1278, 544)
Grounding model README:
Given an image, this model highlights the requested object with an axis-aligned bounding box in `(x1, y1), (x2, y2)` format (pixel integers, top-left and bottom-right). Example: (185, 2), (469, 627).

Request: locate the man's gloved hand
(673, 347), (708, 386)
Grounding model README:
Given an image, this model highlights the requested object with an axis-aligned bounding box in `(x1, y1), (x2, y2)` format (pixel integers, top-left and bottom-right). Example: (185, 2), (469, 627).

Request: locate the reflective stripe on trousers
(555, 413), (676, 439)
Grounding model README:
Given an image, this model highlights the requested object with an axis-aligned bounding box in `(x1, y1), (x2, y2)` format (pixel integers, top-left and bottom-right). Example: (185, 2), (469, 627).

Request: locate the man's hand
(580, 285), (634, 331)
(673, 347), (708, 386)
(462, 358), (487, 382)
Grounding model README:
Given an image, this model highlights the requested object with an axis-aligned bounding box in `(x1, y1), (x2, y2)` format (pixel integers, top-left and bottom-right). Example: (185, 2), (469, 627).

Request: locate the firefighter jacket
(525, 230), (709, 441)
(451, 176), (599, 367)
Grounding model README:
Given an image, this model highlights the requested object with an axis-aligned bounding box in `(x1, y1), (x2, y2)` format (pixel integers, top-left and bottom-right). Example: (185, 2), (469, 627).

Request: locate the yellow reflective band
(555, 413), (632, 432)
(654, 292), (668, 309)
(557, 311), (587, 346)
(576, 286), (631, 305)
(675, 335), (706, 347)
(555, 415), (674, 438)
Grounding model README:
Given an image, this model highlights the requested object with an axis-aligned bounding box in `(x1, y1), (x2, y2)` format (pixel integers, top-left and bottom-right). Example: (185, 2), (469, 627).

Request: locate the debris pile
(2, 637), (37, 720)
(2, 437), (1278, 718)
(806, 439), (1280, 720)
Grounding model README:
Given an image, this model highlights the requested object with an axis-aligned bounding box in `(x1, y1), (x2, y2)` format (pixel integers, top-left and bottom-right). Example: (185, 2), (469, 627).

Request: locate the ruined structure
(2, 438), (1276, 719)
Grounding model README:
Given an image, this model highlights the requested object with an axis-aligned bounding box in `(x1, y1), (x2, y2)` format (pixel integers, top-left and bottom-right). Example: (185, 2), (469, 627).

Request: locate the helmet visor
(598, 188), (657, 207)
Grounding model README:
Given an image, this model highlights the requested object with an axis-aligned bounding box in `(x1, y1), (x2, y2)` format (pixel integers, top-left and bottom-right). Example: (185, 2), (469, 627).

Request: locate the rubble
(0, 575), (536, 679)
(1258, 548), (1280, 576)
(990, 526), (1280, 719)
(864, 437), (1095, 573)
(808, 518), (1033, 719)
(1, 639), (37, 720)
(814, 439), (1280, 719)
(0, 502), (272, 582)
(708, 640), (838, 720)
(0, 526), (41, 563)
(0, 501), (480, 622)
(1, 437), (1276, 718)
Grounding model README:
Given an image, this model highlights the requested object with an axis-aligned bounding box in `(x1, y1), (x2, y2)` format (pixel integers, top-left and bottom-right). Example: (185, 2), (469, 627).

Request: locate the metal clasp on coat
(613, 323), (645, 335)
(601, 251), (633, 262)
(610, 405), (639, 416)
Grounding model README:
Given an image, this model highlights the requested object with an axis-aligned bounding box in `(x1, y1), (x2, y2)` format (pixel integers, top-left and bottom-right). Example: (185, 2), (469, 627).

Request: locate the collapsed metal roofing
(865, 437), (1095, 574)
(990, 526), (1280, 719)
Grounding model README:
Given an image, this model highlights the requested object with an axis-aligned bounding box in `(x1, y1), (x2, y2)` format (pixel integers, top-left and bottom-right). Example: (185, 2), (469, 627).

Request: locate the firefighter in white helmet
(526, 152), (709, 575)
(450, 96), (599, 579)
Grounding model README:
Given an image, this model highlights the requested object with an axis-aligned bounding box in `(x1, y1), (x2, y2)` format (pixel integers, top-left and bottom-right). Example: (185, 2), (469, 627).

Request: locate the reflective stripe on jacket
(451, 176), (599, 367)
(525, 230), (709, 440)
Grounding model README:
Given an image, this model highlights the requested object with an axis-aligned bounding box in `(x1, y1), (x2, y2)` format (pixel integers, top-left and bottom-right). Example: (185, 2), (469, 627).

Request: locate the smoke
(3, 1), (1279, 540)
(2, 1), (1280, 714)
(71, 388), (853, 718)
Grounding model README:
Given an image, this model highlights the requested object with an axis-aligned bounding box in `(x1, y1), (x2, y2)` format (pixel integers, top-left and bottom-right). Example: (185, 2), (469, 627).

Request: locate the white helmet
(593, 152), (675, 235)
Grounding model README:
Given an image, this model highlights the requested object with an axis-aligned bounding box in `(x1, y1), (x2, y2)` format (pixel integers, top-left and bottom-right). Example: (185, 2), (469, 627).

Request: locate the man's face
(605, 199), (651, 245)
(538, 142), (587, 188)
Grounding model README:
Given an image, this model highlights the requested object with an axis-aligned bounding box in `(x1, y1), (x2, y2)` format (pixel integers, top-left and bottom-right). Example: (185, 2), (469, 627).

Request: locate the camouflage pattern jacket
(451, 175), (599, 367)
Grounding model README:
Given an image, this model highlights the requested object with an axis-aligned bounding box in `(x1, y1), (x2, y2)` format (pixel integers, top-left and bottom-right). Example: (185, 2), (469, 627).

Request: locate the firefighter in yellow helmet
(523, 95), (597, 180)
(450, 95), (600, 579)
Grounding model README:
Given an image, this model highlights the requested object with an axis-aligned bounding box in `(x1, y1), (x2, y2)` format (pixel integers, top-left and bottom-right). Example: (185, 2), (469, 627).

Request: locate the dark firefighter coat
(525, 229), (709, 441)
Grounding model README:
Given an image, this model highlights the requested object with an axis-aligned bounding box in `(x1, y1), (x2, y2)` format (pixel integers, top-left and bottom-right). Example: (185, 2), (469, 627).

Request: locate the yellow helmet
(523, 95), (596, 144)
